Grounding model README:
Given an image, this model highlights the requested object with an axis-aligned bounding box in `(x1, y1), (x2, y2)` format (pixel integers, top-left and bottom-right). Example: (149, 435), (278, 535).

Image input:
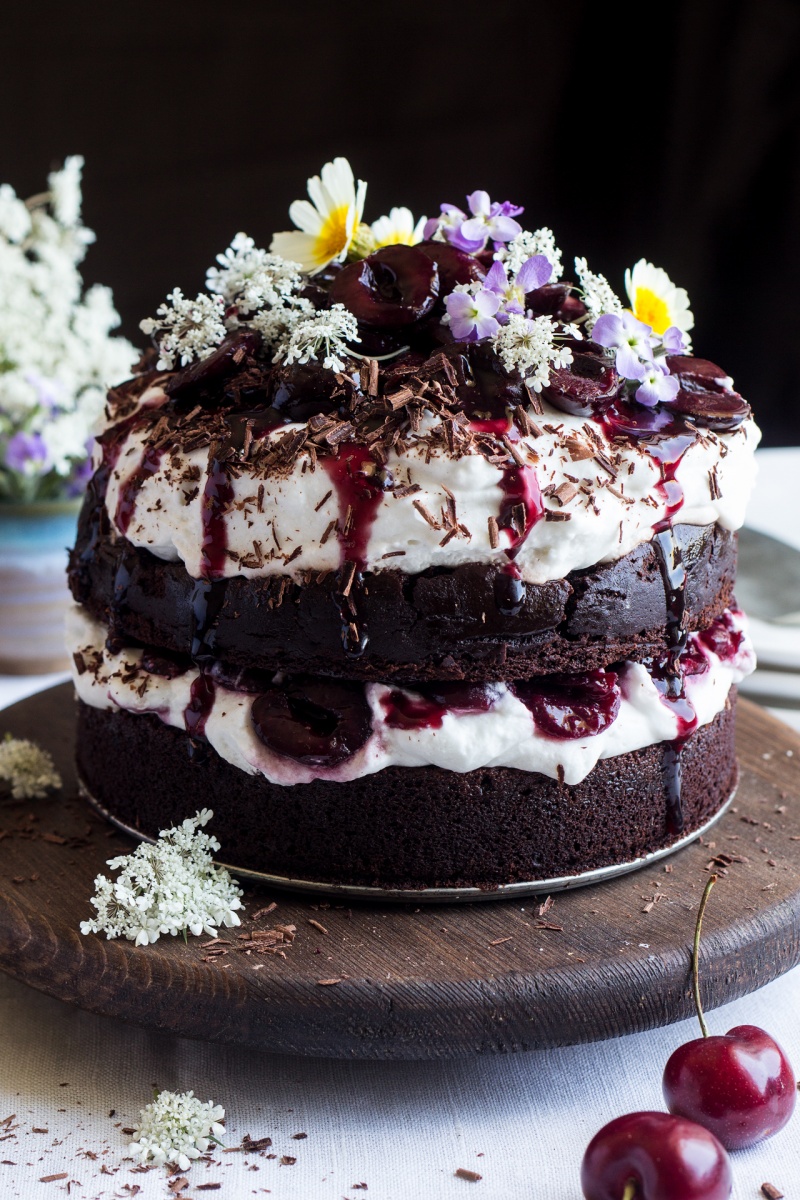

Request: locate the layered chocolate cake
(67, 159), (759, 891)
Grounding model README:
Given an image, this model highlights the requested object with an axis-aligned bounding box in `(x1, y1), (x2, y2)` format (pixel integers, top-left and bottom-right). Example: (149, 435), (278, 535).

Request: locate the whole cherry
(581, 1111), (732, 1200)
(662, 875), (796, 1149)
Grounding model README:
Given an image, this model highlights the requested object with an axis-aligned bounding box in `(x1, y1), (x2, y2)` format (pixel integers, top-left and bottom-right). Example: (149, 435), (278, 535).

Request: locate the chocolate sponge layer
(69, 520), (737, 682)
(76, 694), (737, 890)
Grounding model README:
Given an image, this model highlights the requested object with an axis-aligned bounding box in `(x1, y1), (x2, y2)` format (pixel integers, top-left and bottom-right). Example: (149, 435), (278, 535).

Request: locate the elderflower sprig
(501, 227), (564, 281)
(493, 313), (573, 392)
(206, 233), (305, 315)
(130, 1090), (226, 1171)
(0, 733), (61, 800)
(139, 290), (227, 371)
(276, 303), (360, 373)
(80, 809), (243, 946)
(573, 256), (624, 331)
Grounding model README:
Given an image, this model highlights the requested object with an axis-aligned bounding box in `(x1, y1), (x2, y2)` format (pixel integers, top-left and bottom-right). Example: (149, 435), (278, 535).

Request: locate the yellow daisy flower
(624, 259), (694, 335)
(270, 157), (366, 275)
(370, 206), (427, 249)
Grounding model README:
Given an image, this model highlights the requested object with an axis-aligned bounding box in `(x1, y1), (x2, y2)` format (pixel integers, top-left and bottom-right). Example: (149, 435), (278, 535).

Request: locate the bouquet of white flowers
(0, 156), (135, 502)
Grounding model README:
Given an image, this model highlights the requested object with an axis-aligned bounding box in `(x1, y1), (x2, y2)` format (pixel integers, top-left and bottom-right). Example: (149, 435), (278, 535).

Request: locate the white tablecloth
(3, 448), (800, 1200)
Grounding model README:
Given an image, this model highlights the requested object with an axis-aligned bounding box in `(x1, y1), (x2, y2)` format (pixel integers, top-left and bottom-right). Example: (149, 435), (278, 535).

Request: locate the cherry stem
(621, 1182), (637, 1200)
(693, 873), (717, 1038)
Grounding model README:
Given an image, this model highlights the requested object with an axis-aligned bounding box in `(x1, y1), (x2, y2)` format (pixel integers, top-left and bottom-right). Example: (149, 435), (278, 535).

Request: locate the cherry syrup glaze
(184, 672), (215, 742)
(600, 401), (698, 835)
(381, 682), (497, 731)
(513, 670), (621, 740)
(114, 444), (165, 535)
(323, 444), (388, 658)
(77, 406), (163, 582)
(581, 1112), (732, 1200)
(470, 413), (544, 618)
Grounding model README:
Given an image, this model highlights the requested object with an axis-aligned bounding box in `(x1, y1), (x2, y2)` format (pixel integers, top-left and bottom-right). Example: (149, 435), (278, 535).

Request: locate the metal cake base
(79, 778), (737, 904)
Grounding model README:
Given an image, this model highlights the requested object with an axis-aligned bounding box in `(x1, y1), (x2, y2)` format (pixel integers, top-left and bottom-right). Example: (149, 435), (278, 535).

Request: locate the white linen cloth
(2, 446), (800, 1199)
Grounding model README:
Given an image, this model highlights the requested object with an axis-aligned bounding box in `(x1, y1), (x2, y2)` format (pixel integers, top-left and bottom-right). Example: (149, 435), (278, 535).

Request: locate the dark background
(3, 0), (799, 443)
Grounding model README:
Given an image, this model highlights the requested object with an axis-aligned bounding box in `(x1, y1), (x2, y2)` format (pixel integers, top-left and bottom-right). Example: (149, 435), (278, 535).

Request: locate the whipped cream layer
(100, 384), (759, 586)
(68, 606), (754, 788)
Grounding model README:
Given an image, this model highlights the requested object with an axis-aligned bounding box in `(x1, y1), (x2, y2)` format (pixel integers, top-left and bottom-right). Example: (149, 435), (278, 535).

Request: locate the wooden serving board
(1, 684), (800, 1060)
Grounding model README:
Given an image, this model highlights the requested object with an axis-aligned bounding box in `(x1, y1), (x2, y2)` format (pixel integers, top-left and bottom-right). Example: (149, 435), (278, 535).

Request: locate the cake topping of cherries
(134, 156), (750, 468)
(513, 670), (621, 740)
(251, 676), (372, 766)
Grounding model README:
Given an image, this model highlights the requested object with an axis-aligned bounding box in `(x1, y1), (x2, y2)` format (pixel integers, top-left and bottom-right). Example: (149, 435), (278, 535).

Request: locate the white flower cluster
(143, 232), (361, 375)
(574, 255), (623, 331)
(140, 289), (227, 371)
(501, 227), (563, 280)
(206, 233), (305, 316)
(0, 157), (136, 500)
(0, 734), (61, 800)
(80, 809), (243, 946)
(494, 313), (574, 392)
(278, 303), (361, 373)
(130, 1089), (226, 1170)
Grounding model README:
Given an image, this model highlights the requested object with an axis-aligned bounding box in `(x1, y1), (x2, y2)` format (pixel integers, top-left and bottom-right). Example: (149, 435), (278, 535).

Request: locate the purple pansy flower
(5, 430), (51, 474)
(635, 361), (680, 408)
(444, 287), (502, 341)
(483, 255), (553, 320)
(24, 371), (65, 415)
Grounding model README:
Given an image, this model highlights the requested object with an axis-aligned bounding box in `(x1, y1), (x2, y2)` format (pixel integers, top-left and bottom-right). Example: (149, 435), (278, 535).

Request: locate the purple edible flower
(5, 431), (51, 474)
(426, 192), (524, 254)
(24, 371), (65, 415)
(592, 311), (654, 380)
(444, 287), (501, 341)
(460, 191), (523, 249)
(484, 255), (552, 319)
(661, 325), (690, 354)
(635, 361), (680, 407)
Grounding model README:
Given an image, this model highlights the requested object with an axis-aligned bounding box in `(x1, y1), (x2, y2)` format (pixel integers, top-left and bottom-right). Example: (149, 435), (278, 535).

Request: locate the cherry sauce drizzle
(599, 402), (700, 834)
(323, 445), (386, 657)
(472, 416), (544, 617)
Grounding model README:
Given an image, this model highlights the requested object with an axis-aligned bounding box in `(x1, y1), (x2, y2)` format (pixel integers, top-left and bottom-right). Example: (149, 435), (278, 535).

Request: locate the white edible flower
(48, 155), (85, 228)
(276, 302), (360, 373)
(493, 313), (572, 392)
(625, 258), (694, 335)
(271, 156), (367, 274)
(574, 255), (623, 331)
(130, 1090), (226, 1171)
(80, 809), (244, 945)
(502, 227), (563, 280)
(370, 206), (427, 249)
(140, 289), (227, 370)
(0, 734), (61, 800)
(0, 184), (31, 243)
(206, 233), (304, 315)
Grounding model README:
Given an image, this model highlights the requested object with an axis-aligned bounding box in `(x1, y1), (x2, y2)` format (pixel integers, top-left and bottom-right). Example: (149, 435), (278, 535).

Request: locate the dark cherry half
(139, 649), (188, 680)
(421, 681), (498, 713)
(165, 330), (262, 404)
(665, 356), (750, 432)
(417, 240), (486, 292)
(330, 245), (440, 328)
(513, 670), (621, 740)
(252, 677), (372, 767)
(664, 1024), (796, 1151)
(581, 1112), (732, 1200)
(526, 281), (587, 323)
(542, 350), (622, 417)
